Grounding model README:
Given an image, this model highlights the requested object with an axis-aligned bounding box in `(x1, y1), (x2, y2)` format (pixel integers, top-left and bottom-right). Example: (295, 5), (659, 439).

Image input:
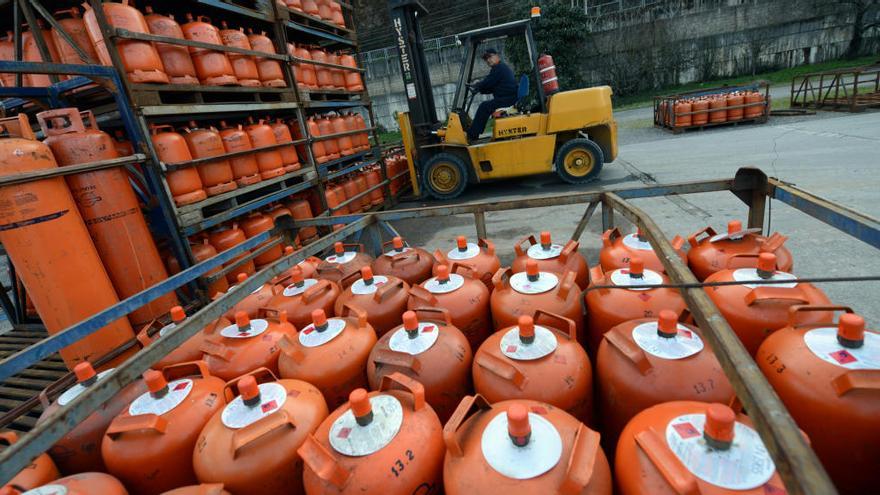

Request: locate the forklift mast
(389, 0), (439, 139)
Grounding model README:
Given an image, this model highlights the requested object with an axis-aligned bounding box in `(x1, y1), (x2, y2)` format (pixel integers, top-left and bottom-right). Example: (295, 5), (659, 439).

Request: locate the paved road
(393, 98), (880, 324)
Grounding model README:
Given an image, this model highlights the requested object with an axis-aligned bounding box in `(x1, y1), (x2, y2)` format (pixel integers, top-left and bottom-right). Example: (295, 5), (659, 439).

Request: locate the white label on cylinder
(509, 271), (558, 294)
(500, 325), (558, 360)
(731, 268), (797, 289)
(23, 486), (68, 495)
(424, 273), (465, 293)
(803, 327), (880, 370)
(325, 252), (357, 264)
(709, 227), (761, 243)
(526, 243), (562, 260)
(621, 233), (654, 251)
(350, 275), (389, 295)
(481, 410), (563, 479)
(221, 382), (288, 429)
(128, 379), (194, 417)
(383, 247), (411, 257)
(58, 369), (114, 406)
(329, 395), (403, 456)
(632, 322), (704, 360)
(447, 243), (480, 260)
(282, 278), (319, 297)
(298, 318), (347, 347)
(219, 319), (269, 339)
(665, 413), (775, 490)
(609, 268), (663, 291)
(388, 322), (440, 355)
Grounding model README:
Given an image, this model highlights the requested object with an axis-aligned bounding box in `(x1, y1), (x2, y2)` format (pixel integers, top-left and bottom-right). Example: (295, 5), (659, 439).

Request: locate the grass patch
(378, 130), (402, 145)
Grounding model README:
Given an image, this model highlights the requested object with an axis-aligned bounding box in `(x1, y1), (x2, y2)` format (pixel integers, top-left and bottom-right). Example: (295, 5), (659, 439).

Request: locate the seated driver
(466, 48), (518, 141)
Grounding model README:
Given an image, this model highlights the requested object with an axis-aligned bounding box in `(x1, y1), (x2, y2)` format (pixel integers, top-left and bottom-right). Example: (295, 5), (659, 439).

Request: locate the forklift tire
(555, 138), (604, 184)
(422, 152), (469, 199)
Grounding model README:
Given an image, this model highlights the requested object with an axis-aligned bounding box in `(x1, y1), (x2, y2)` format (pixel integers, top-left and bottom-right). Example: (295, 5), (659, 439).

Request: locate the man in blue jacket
(466, 48), (518, 141)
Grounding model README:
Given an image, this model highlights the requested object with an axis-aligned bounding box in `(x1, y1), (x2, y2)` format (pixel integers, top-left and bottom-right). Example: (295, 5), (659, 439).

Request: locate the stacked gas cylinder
(6, 221), (876, 495)
(660, 90), (767, 128)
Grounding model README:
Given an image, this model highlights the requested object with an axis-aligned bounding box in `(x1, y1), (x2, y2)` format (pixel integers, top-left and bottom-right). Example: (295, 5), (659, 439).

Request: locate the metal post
(474, 210), (487, 239)
(570, 201), (599, 242)
(17, 0), (59, 84)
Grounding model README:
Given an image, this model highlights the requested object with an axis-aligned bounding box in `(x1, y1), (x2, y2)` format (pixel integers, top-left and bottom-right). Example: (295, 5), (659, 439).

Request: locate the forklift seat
(493, 75), (530, 118)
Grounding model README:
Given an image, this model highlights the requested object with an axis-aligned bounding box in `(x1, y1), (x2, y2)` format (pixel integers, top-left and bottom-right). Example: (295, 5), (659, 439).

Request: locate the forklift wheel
(422, 152), (468, 199)
(555, 138), (604, 184)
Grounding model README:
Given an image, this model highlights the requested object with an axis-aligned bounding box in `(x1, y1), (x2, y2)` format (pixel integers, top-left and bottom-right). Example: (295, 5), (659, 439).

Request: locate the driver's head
(482, 48), (500, 67)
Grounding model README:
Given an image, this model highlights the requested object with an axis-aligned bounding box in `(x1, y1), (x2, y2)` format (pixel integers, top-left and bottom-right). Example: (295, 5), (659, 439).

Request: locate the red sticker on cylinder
(762, 483), (786, 495)
(829, 349), (857, 365)
(530, 405), (548, 415)
(672, 422), (700, 439)
(679, 329), (693, 339)
(638, 293), (652, 301)
(506, 345), (518, 353)
(336, 427), (352, 439)
(261, 400), (278, 413)
(422, 325), (436, 333)
(173, 382), (188, 391)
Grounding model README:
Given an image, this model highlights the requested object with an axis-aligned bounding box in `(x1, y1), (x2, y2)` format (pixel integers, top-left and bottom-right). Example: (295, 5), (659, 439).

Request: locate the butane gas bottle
(687, 220), (793, 281)
(585, 258), (687, 355)
(409, 263), (492, 350)
(181, 14), (238, 86)
(756, 308), (879, 494)
(299, 373), (445, 495)
(194, 370), (329, 495)
(162, 485), (230, 495)
(218, 122), (261, 186)
(600, 227), (686, 273)
(270, 119), (301, 172)
(208, 224), (256, 284)
(334, 267), (410, 336)
(0, 114), (136, 370)
(339, 53), (363, 91)
(150, 125), (207, 206)
(537, 53), (559, 95)
(267, 267), (341, 329)
(615, 401), (788, 495)
(491, 261), (582, 340)
(221, 273), (276, 320)
(286, 198), (317, 242)
(200, 311), (296, 381)
(245, 118), (286, 180)
(0, 430), (60, 490)
(444, 396), (612, 495)
(240, 211), (283, 268)
(434, 236), (500, 291)
(82, 0), (169, 83)
(310, 48), (333, 89)
(102, 362), (226, 495)
(511, 231), (589, 288)
(218, 23), (260, 87)
(52, 7), (100, 67)
(190, 237), (230, 297)
(364, 167), (384, 206)
(316, 242), (374, 288)
(247, 30), (286, 87)
(473, 312), (593, 424)
(291, 44), (318, 90)
(367, 309), (472, 422)
(9, 472), (128, 495)
(22, 21), (64, 87)
(704, 252), (831, 355)
(596, 310), (735, 450)
(38, 362), (147, 475)
(144, 7), (199, 84)
(183, 122), (237, 196)
(371, 236), (435, 285)
(38, 108), (178, 328)
(138, 307), (231, 371)
(278, 307), (377, 409)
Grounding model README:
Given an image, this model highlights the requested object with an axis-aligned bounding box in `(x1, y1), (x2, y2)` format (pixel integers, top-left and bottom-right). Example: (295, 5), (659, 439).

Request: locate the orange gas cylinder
(37, 362), (147, 475)
(183, 122), (237, 196)
(708, 96), (727, 123)
(285, 0), (305, 12)
(327, 53), (346, 90)
(208, 224), (256, 284)
(287, 198), (318, 241)
(691, 98), (710, 125)
(292, 44), (318, 89)
(190, 237), (231, 296)
(339, 53), (363, 91)
(726, 92), (745, 121)
(354, 113), (370, 150)
(537, 53), (560, 95)
(756, 309), (879, 494)
(434, 236), (500, 290)
(138, 307), (230, 371)
(144, 8), (199, 85)
(245, 118), (286, 179)
(316, 242), (374, 288)
(511, 231), (589, 288)
(329, 1), (346, 27)
(302, 0), (320, 17)
(615, 401), (787, 495)
(222, 273), (276, 320)
(201, 311), (296, 381)
(596, 310), (735, 450)
(330, 113), (354, 156)
(364, 167), (384, 205)
(744, 91), (765, 118)
(181, 14), (238, 86)
(265, 203), (291, 225)
(409, 264), (492, 350)
(353, 174), (369, 209)
(218, 23), (260, 87)
(267, 267), (341, 329)
(310, 48), (333, 89)
(278, 307), (377, 409)
(301, 116), (328, 163)
(102, 363), (226, 495)
(0, 431), (59, 490)
(334, 267), (411, 336)
(52, 8), (100, 66)
(150, 124), (207, 206)
(299, 373), (444, 494)
(82, 1), (168, 84)
(673, 99), (692, 127)
(162, 485), (230, 495)
(0, 114), (135, 370)
(585, 258), (686, 354)
(340, 177), (360, 212)
(687, 220), (794, 281)
(193, 370), (329, 495)
(316, 115), (340, 160)
(0, 32), (16, 87)
(366, 309), (472, 422)
(473, 312), (593, 424)
(22, 22), (63, 87)
(325, 184), (346, 229)
(218, 121), (261, 186)
(37, 108), (178, 329)
(11, 472), (128, 494)
(270, 120), (300, 172)
(600, 227), (686, 273)
(443, 397), (611, 495)
(269, 247), (322, 285)
(705, 252), (831, 355)
(385, 157), (401, 195)
(371, 236), (435, 285)
(491, 261), (582, 341)
(247, 30), (286, 87)
(111, 131), (134, 157)
(240, 212), (283, 267)
(315, 0), (335, 21)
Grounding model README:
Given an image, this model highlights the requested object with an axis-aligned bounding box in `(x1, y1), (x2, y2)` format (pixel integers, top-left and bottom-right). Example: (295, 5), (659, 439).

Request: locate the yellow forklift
(390, 0), (617, 199)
